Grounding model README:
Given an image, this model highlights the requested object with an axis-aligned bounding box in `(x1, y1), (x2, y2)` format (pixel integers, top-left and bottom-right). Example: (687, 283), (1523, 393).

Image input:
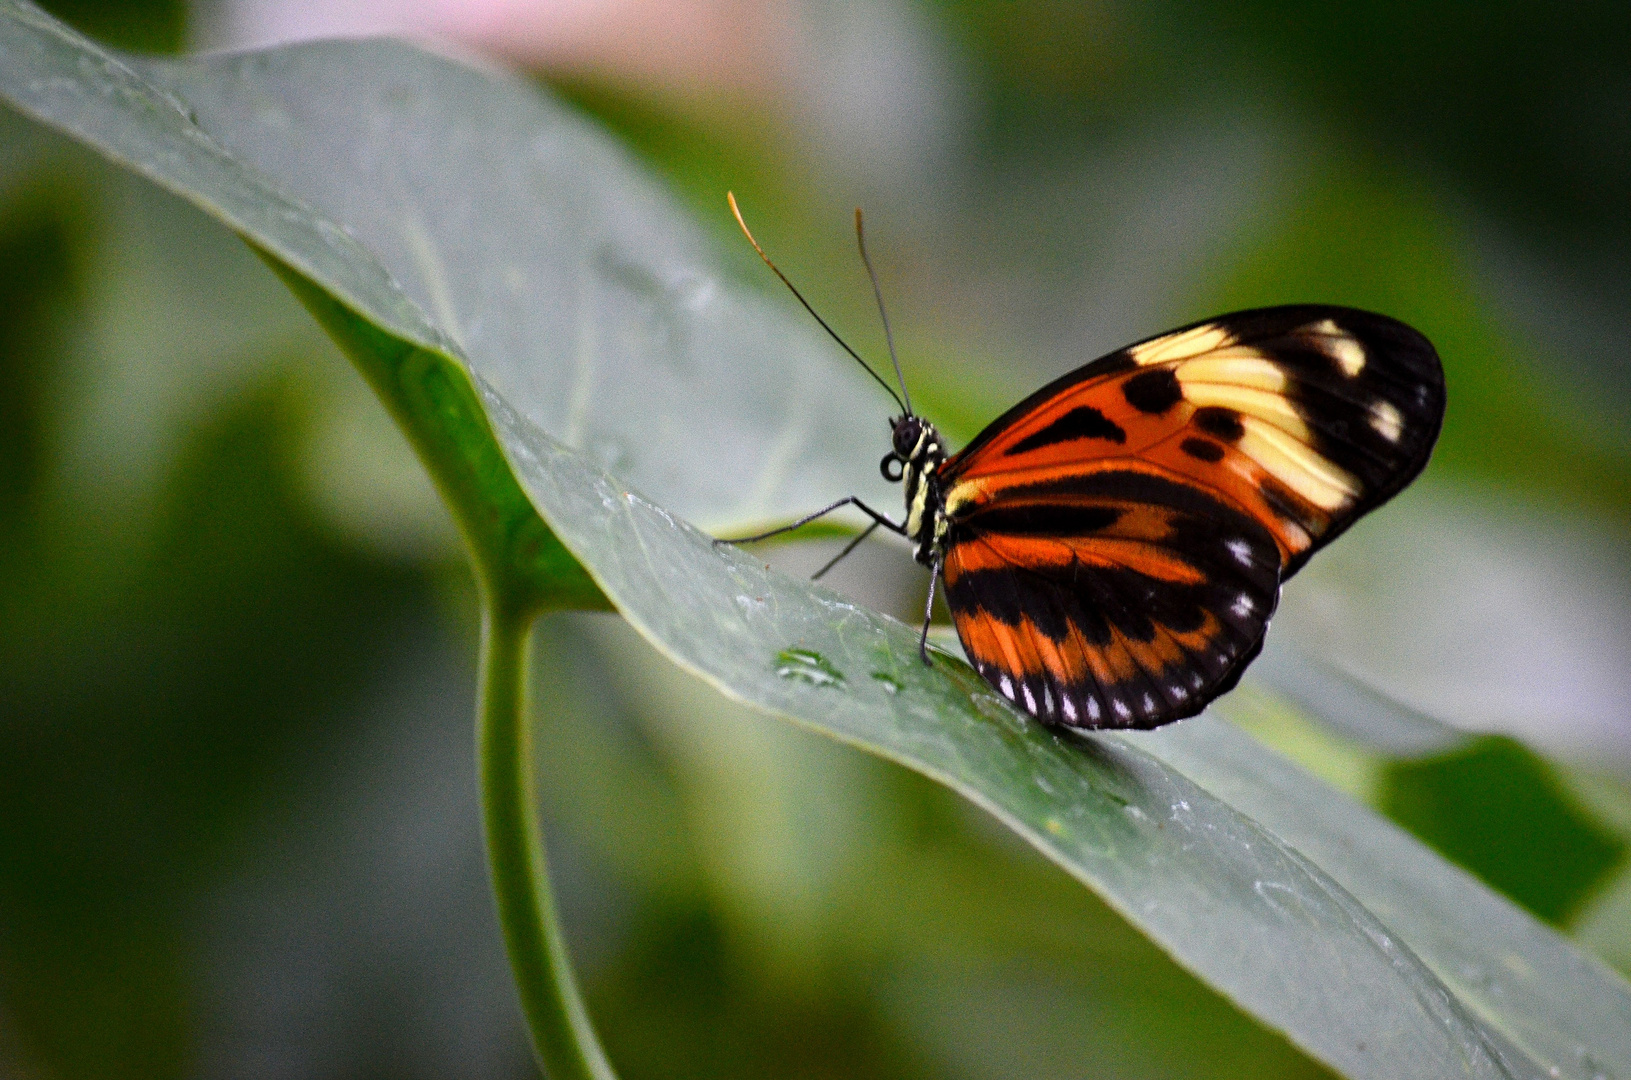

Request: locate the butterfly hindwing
(936, 305), (1444, 729)
(941, 471), (1282, 728)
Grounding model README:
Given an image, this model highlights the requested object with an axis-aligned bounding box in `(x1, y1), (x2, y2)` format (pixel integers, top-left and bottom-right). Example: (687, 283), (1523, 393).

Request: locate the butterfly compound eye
(892, 418), (921, 457)
(880, 452), (906, 482)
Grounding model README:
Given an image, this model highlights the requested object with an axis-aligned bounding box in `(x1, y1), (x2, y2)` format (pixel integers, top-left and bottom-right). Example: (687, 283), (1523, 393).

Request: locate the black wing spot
(1006, 406), (1127, 455)
(1122, 368), (1182, 414)
(958, 504), (1123, 536)
(1180, 437), (1225, 462)
(1193, 406), (1245, 441)
(1093, 353), (1138, 377)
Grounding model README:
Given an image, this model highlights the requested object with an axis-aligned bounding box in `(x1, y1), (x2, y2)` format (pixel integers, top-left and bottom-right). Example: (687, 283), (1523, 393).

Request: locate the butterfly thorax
(886, 417), (949, 567)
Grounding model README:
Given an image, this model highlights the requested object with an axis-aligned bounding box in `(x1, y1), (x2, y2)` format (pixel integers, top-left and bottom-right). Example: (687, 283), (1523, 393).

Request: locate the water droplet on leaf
(774, 648), (845, 688)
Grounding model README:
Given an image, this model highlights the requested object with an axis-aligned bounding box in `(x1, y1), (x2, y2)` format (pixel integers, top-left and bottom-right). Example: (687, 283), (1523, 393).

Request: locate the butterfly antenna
(728, 192), (907, 414)
(854, 207), (912, 416)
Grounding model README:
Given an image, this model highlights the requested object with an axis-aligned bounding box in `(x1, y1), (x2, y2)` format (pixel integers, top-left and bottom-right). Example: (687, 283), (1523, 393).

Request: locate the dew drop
(774, 647), (846, 688)
(870, 672), (901, 694)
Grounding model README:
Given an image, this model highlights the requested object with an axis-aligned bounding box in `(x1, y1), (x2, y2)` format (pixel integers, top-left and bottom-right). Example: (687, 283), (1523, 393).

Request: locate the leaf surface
(135, 38), (897, 533)
(485, 391), (1628, 1080)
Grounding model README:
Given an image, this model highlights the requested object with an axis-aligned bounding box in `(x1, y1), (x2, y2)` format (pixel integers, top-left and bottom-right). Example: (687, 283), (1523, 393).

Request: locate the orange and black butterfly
(721, 195), (1445, 730)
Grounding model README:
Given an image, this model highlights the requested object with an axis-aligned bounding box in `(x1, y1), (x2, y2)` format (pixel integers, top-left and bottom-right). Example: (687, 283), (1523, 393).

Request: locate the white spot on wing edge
(1086, 697), (1102, 721)
(1226, 538), (1253, 566)
(1303, 318), (1366, 377)
(1022, 684), (1038, 714)
(1329, 336), (1366, 377)
(1113, 699), (1131, 720)
(1370, 399), (1404, 442)
(1232, 593), (1254, 618)
(1062, 696), (1078, 722)
(999, 675), (1015, 700)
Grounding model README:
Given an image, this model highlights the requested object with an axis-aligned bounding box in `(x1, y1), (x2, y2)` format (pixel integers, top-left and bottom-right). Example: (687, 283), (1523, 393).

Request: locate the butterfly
(720, 194), (1446, 730)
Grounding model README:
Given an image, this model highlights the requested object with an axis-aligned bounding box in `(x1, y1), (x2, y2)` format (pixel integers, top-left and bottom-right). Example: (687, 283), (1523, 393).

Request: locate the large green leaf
(3, 4), (1627, 1077)
(136, 36), (898, 537)
(1139, 717), (1630, 1076)
(490, 394), (1628, 1080)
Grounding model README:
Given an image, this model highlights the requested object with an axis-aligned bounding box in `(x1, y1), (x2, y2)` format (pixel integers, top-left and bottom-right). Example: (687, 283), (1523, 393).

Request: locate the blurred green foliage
(2, 0), (1629, 1078)
(938, 0), (1631, 279)
(38, 0), (185, 52)
(0, 389), (425, 1077)
(1200, 157), (1631, 517)
(1381, 737), (1627, 925)
(0, 197), (65, 527)
(0, 175), (427, 1079)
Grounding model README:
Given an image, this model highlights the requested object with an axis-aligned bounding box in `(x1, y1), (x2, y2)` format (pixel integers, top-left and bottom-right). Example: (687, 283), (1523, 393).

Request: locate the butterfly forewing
(936, 304), (1444, 729)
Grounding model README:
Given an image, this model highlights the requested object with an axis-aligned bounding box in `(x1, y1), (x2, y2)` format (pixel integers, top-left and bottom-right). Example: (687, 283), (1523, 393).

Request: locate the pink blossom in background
(204, 0), (964, 197)
(206, 0), (797, 103)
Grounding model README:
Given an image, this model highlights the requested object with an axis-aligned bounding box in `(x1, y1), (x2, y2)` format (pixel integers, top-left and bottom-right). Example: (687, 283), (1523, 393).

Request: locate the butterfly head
(882, 416), (941, 482)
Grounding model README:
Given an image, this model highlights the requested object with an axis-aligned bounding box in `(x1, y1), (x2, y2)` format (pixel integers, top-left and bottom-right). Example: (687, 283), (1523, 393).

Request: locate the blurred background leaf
(1, 0), (1628, 1078)
(1380, 737), (1627, 926)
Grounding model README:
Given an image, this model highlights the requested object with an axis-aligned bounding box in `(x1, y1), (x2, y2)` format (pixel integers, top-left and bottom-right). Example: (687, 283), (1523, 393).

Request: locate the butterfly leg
(714, 497), (905, 546)
(811, 521), (880, 581)
(917, 557), (941, 665)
